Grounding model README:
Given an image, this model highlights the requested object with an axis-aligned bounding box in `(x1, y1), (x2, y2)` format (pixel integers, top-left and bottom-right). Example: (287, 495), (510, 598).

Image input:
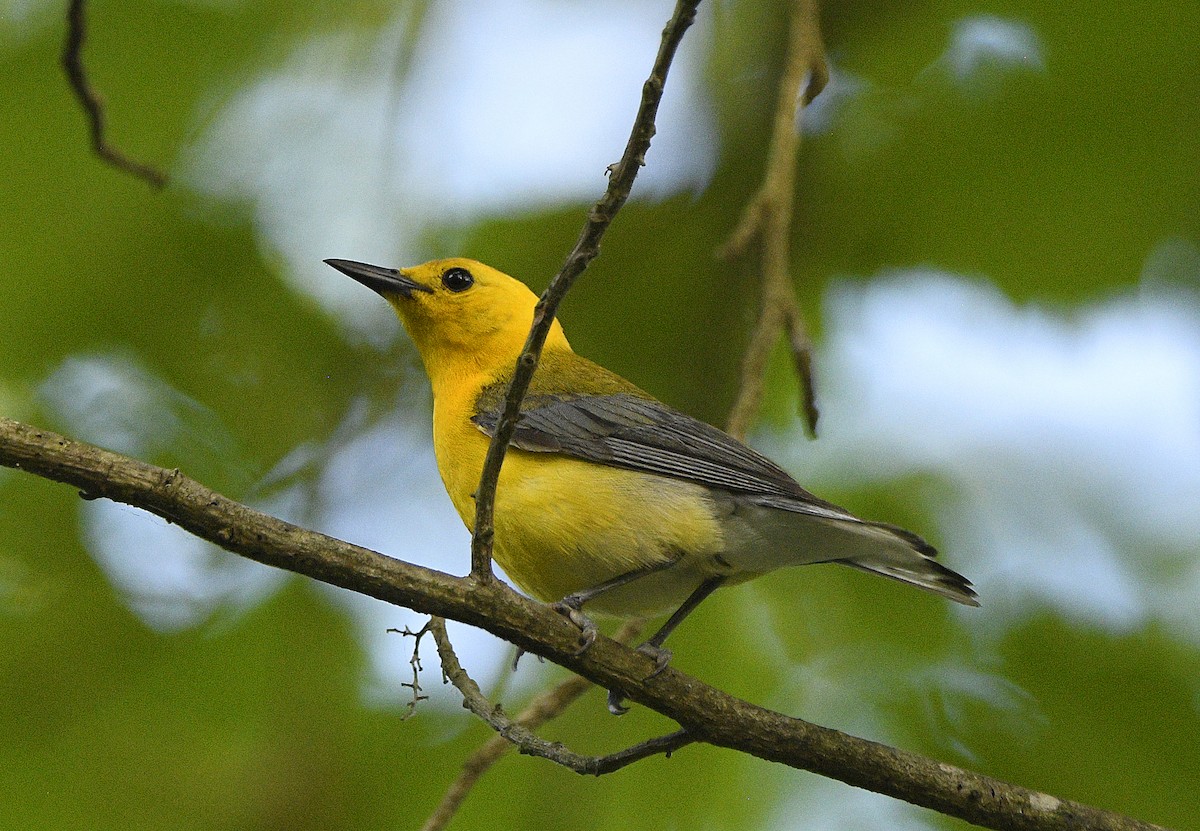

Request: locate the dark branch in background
(468, 0), (702, 579)
(419, 619), (645, 831)
(428, 618), (693, 776)
(0, 424), (1170, 831)
(62, 0), (168, 189)
(720, 0), (827, 439)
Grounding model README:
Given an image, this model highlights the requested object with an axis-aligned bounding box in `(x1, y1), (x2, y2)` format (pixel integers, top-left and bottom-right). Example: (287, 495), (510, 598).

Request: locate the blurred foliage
(1, 1), (1197, 830)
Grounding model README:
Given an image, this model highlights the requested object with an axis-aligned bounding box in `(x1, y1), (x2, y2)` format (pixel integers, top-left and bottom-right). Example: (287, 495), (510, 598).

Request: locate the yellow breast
(431, 374), (726, 615)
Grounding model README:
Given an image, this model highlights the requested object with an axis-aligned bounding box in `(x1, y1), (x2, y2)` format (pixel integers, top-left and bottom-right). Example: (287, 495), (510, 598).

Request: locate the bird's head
(326, 257), (570, 386)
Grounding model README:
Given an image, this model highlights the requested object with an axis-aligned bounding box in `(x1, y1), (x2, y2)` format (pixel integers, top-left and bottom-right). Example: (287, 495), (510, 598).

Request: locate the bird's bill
(324, 259), (432, 298)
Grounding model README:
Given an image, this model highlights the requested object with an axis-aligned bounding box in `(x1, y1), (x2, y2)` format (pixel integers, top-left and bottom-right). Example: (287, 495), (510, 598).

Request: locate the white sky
(185, 0), (716, 343)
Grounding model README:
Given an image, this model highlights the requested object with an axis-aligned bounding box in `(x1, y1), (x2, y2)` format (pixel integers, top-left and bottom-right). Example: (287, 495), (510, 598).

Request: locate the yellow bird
(327, 257), (976, 702)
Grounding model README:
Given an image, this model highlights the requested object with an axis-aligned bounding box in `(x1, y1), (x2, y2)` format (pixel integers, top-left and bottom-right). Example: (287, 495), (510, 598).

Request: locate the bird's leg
(607, 576), (725, 715)
(636, 575), (725, 673)
(551, 559), (679, 656)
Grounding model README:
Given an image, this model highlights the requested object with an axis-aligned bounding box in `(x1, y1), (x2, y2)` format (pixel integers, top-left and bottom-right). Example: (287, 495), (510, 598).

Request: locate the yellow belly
(433, 405), (727, 616)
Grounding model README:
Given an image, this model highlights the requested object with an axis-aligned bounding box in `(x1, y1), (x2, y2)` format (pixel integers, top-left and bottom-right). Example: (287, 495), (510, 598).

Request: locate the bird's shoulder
(474, 348), (649, 412)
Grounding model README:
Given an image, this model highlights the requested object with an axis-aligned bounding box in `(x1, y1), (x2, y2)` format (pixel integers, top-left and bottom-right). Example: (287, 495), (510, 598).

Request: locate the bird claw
(551, 600), (599, 656)
(605, 643), (674, 716)
(510, 647), (544, 671)
(635, 642), (673, 678)
(606, 688), (630, 715)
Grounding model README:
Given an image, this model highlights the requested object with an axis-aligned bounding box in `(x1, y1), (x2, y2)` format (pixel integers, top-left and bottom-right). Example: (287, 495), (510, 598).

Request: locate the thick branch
(62, 0), (168, 188)
(469, 0), (702, 578)
(0, 418), (1168, 831)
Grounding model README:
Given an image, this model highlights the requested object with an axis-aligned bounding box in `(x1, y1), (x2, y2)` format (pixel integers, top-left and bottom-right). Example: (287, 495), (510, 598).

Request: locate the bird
(326, 257), (977, 710)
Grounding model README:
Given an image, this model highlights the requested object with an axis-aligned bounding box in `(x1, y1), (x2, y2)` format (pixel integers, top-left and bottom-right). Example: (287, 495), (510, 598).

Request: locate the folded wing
(472, 386), (978, 606)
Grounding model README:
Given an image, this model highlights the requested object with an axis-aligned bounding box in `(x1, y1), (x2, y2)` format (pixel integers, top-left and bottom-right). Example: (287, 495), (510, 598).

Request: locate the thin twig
(427, 618), (693, 777)
(468, 0), (702, 579)
(426, 3), (705, 817)
(439, 7), (704, 812)
(0, 418), (1172, 831)
(387, 623), (433, 718)
(420, 620), (643, 831)
(62, 0), (168, 188)
(720, 0), (826, 439)
(427, 3), (801, 811)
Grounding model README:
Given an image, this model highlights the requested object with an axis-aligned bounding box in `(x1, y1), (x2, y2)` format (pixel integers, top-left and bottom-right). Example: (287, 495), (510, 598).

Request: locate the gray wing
(471, 392), (857, 524)
(473, 390), (975, 604)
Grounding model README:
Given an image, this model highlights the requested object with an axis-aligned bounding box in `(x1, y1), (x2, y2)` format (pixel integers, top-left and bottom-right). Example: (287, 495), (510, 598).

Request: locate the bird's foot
(606, 688), (631, 716)
(605, 642), (674, 716)
(510, 647), (545, 671)
(551, 599), (599, 656)
(635, 642), (673, 679)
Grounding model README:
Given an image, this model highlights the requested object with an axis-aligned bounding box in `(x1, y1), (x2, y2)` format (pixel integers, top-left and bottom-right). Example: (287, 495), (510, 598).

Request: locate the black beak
(324, 259), (432, 298)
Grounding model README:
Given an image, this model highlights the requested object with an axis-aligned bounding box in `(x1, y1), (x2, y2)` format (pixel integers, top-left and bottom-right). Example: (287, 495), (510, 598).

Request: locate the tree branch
(20, 2), (1169, 830)
(720, 0), (826, 439)
(420, 619), (644, 831)
(388, 622), (434, 718)
(62, 0), (168, 189)
(468, 0), (702, 579)
(0, 418), (1169, 831)
(427, 618), (693, 777)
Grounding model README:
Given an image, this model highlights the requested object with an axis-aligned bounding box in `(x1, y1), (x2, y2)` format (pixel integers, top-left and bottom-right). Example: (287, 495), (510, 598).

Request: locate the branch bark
(0, 418), (1169, 831)
(428, 618), (693, 775)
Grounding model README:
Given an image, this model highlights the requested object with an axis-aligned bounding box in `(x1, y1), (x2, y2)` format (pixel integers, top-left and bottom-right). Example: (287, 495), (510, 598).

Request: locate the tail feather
(720, 502), (979, 606)
(840, 520), (979, 606)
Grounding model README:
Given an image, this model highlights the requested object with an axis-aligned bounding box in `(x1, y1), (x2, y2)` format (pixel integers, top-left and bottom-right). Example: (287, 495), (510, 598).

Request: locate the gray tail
(838, 521), (979, 606)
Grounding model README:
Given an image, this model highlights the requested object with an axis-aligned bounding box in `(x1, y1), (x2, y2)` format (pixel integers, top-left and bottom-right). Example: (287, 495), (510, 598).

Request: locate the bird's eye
(441, 267), (474, 292)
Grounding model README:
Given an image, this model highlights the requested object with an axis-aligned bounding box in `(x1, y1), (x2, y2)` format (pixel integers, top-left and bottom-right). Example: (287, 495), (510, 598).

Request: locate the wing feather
(472, 391), (854, 522)
(472, 377), (978, 606)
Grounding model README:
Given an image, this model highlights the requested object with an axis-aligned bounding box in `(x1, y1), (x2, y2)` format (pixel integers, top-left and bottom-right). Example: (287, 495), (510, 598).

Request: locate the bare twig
(469, 0), (702, 579)
(0, 419), (1171, 831)
(436, 7), (704, 815)
(426, 0), (789, 784)
(388, 623), (433, 718)
(720, 0), (826, 439)
(420, 620), (643, 831)
(62, 0), (168, 188)
(427, 618), (694, 777)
